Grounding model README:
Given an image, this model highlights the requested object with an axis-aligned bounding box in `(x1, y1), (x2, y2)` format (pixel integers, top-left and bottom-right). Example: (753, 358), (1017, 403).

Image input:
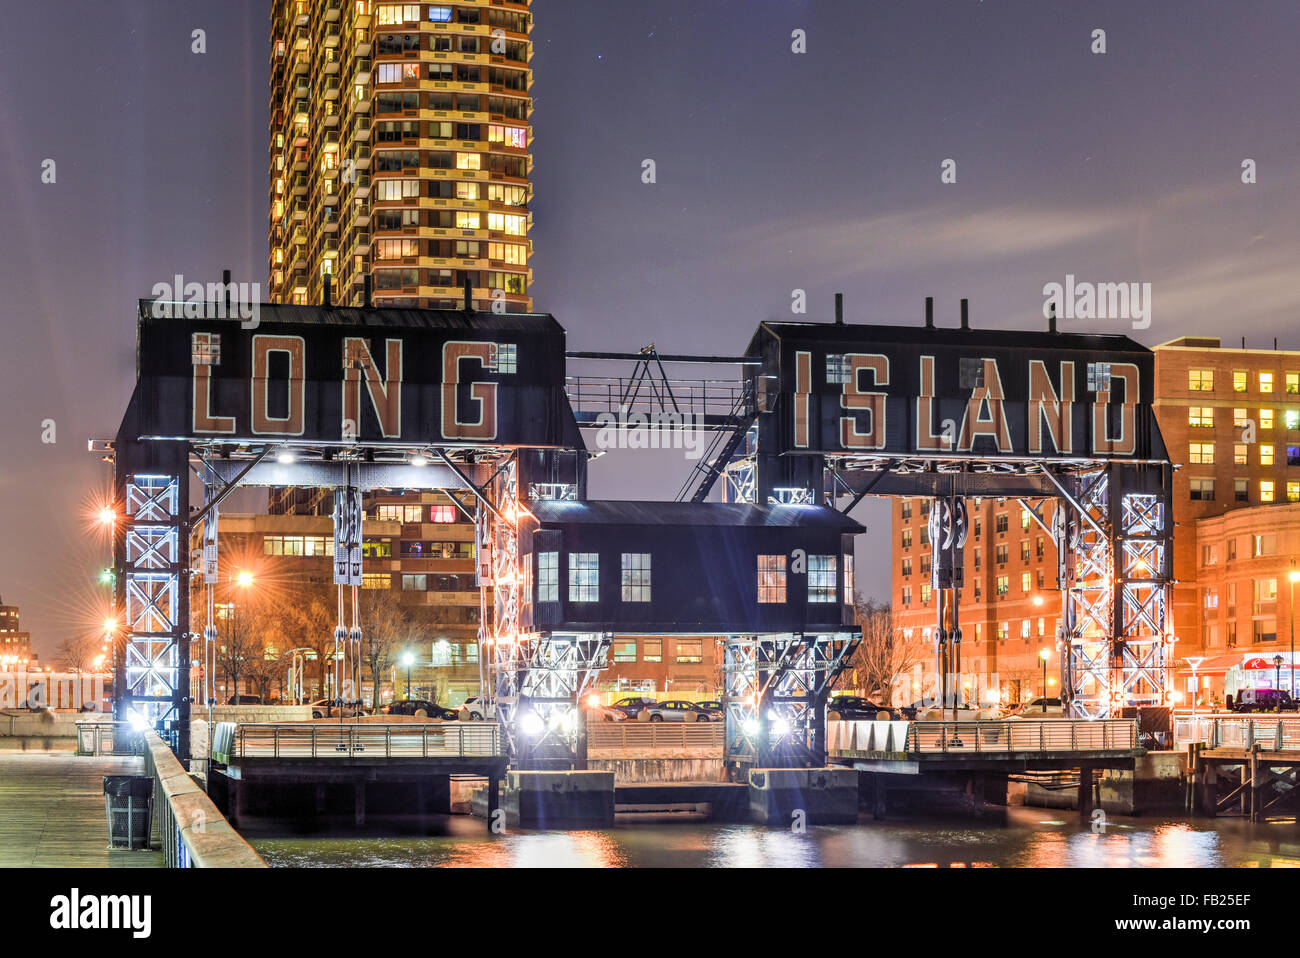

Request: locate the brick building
(200, 490), (483, 705)
(0, 600), (33, 669)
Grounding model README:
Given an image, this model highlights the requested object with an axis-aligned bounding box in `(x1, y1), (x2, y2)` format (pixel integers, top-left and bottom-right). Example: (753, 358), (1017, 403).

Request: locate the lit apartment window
(1261, 480), (1276, 503)
(1260, 371), (1275, 393)
(1188, 369), (1214, 391)
(1188, 442), (1214, 464)
(1204, 588), (1219, 609)
(429, 5), (453, 21)
(1020, 509), (1031, 530)
(808, 555), (837, 603)
(621, 553), (651, 602)
(920, 583), (932, 603)
(1234, 370), (1248, 392)
(456, 212), (481, 229)
(1256, 577), (1279, 604)
(612, 641), (637, 663)
(758, 556), (787, 603)
(1290, 446), (1300, 466)
(569, 553), (599, 602)
(1288, 372), (1300, 395)
(1288, 481), (1300, 502)
(456, 153), (482, 171)
(675, 640), (703, 664)
(996, 576), (1009, 596)
(1287, 410), (1300, 430)
(1253, 534), (1278, 557)
(1038, 618), (1047, 637)
(430, 505), (456, 523)
(643, 639), (663, 663)
(1260, 444), (1275, 466)
(1021, 572), (1032, 592)
(1234, 408), (1249, 427)
(1188, 407), (1214, 428)
(401, 574), (427, 591)
(1260, 409), (1274, 430)
(998, 622), (1010, 640)
(844, 555), (855, 604)
(537, 552), (558, 602)
(362, 573), (390, 590)
(1234, 443), (1248, 465)
(1201, 544), (1218, 565)
(1020, 541), (1030, 562)
(1021, 620), (1031, 638)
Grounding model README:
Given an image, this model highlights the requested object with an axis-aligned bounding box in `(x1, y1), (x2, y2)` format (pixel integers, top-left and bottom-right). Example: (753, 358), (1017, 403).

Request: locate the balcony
(323, 77), (341, 101)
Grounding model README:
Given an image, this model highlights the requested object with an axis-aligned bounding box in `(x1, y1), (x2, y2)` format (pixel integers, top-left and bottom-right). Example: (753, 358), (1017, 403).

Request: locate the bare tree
(56, 633), (103, 672)
(836, 595), (926, 705)
(213, 600), (264, 703)
(359, 588), (410, 708)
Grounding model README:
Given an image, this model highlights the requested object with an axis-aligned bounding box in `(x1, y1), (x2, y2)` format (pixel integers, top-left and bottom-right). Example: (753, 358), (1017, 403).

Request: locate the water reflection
(250, 807), (1300, 868)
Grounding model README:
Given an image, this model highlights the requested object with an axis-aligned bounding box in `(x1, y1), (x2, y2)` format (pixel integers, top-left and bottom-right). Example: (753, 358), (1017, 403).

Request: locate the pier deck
(0, 750), (162, 867)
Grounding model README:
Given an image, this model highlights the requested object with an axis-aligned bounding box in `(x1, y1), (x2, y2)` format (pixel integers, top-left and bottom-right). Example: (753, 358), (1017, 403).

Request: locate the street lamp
(1039, 648), (1051, 710)
(1274, 655), (1284, 706)
(402, 651), (414, 700)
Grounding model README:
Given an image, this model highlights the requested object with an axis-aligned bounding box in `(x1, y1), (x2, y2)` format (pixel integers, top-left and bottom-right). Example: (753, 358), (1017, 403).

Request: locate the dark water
(248, 808), (1300, 868)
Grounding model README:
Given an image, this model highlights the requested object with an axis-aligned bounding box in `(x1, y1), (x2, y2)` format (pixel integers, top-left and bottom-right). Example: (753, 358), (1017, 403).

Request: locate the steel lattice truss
(479, 457), (611, 764)
(723, 632), (857, 765)
(1057, 468), (1172, 718)
(119, 475), (183, 723)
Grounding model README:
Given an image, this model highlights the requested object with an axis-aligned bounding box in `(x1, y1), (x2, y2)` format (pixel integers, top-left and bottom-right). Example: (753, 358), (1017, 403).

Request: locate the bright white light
(585, 694), (600, 709)
(128, 712), (149, 733)
(743, 718), (759, 737)
(769, 713), (790, 737)
(410, 454), (428, 467)
(520, 712), (544, 737)
(277, 450), (296, 464)
(401, 652), (414, 667)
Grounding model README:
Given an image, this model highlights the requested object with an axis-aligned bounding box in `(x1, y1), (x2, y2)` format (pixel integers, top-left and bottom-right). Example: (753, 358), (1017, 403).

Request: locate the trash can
(104, 776), (153, 850)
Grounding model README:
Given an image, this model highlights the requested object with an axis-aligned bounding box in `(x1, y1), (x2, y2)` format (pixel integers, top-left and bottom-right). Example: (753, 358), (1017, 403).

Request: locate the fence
(587, 722), (725, 752)
(218, 720), (503, 760)
(1176, 716), (1300, 751)
(827, 718), (1138, 754)
(140, 730), (266, 868)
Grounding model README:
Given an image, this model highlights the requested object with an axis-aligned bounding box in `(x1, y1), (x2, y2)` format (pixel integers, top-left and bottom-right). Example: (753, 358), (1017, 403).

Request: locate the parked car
(226, 694), (262, 705)
(695, 701), (725, 722)
(828, 696), (897, 720)
(1011, 697), (1064, 716)
(597, 706), (629, 722)
(1228, 688), (1298, 713)
(608, 696), (656, 719)
(386, 699), (459, 720)
(641, 699), (715, 722)
(307, 697), (371, 719)
(460, 696), (494, 721)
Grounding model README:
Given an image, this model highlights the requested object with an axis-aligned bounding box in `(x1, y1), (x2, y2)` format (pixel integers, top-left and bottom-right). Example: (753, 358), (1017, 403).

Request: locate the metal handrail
(1186, 716), (1300, 751)
(231, 721), (502, 759)
(834, 718), (1137, 755)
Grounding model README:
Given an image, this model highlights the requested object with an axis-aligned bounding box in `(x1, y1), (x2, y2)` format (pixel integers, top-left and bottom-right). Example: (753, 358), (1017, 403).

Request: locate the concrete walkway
(0, 750), (162, 867)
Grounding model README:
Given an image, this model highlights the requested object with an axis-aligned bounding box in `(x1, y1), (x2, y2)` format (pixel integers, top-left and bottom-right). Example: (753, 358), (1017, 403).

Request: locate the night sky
(3, 0), (1300, 658)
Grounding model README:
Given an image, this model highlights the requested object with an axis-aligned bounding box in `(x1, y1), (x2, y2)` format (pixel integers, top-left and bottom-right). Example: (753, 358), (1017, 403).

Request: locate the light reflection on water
(249, 807), (1300, 868)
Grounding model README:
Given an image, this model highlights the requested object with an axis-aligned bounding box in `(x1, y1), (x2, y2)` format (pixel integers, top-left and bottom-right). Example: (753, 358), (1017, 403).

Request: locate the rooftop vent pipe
(834, 293), (844, 325)
(925, 296), (934, 329)
(960, 298), (970, 330)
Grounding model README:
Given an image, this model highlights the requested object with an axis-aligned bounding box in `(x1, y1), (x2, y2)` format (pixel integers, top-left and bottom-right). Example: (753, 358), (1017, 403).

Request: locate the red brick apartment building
(893, 336), (1300, 706)
(199, 490), (484, 705)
